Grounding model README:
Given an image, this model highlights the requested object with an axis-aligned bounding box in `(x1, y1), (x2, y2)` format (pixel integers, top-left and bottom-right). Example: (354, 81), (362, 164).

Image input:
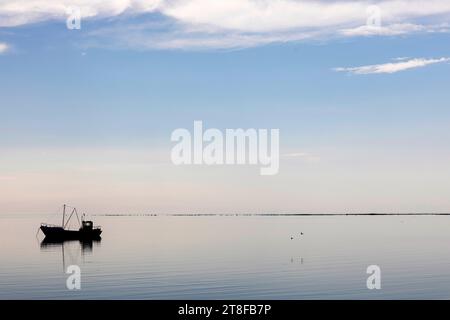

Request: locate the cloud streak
(1, 0), (450, 49)
(0, 42), (9, 53)
(334, 57), (450, 75)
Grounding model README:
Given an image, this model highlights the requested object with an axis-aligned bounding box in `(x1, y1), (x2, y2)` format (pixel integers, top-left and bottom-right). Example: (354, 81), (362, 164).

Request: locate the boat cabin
(81, 220), (94, 231)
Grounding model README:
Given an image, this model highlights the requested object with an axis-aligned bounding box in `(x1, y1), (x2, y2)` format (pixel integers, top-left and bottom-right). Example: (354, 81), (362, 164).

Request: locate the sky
(1, 0), (450, 214)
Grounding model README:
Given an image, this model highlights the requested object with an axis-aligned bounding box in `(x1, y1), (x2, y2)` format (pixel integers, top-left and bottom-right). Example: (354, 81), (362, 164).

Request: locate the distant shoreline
(93, 213), (450, 217)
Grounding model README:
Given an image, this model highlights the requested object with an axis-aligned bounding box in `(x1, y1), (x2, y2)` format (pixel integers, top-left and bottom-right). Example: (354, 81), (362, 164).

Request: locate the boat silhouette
(40, 204), (102, 240)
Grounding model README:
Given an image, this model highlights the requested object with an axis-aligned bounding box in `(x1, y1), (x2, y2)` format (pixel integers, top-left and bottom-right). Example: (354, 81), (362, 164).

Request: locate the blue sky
(1, 1), (450, 214)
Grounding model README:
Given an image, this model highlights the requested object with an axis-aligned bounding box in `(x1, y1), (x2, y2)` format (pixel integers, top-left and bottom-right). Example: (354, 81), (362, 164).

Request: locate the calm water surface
(1, 214), (450, 299)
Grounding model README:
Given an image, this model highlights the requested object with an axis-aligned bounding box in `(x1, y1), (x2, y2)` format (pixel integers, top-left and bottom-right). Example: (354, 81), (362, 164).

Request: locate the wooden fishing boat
(40, 205), (102, 240)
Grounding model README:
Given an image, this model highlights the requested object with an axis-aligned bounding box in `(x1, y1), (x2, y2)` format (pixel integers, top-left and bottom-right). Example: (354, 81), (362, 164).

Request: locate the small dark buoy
(290, 236), (293, 240)
(300, 232), (303, 235)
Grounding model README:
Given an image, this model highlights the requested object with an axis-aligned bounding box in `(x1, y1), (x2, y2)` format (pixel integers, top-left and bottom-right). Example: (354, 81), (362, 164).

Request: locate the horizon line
(91, 213), (450, 217)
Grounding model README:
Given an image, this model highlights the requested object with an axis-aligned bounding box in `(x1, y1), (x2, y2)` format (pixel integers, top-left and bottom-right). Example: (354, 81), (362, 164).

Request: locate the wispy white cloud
(1, 0), (450, 49)
(340, 23), (426, 36)
(0, 42), (9, 53)
(0, 1), (163, 27)
(334, 57), (450, 75)
(393, 57), (410, 61)
(340, 22), (450, 37)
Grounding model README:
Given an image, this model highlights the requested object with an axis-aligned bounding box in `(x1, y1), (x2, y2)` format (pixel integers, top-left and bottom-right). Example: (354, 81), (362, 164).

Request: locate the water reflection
(40, 237), (101, 270)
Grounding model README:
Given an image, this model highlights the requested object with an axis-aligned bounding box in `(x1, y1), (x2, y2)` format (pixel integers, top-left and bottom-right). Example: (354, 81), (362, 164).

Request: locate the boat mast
(62, 204), (66, 228)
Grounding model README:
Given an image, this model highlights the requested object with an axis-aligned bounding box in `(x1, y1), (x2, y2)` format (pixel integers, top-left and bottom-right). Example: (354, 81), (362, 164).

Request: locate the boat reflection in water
(40, 238), (101, 270)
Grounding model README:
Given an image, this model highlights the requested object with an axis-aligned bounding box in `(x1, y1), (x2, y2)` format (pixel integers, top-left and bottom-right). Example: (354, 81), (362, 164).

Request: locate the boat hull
(40, 225), (102, 240)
